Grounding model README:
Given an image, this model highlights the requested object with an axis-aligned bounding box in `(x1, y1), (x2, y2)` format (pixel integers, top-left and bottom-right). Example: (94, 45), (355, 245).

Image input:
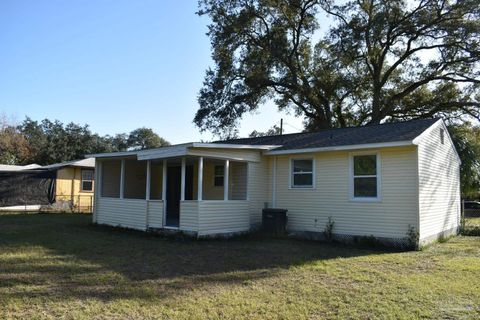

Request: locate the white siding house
(90, 118), (461, 248)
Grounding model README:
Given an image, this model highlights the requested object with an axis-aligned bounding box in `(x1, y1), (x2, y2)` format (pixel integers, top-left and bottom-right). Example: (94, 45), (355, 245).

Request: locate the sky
(0, 0), (305, 144)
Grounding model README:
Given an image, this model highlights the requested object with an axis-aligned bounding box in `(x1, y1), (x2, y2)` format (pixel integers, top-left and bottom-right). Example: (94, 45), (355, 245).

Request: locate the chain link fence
(51, 195), (94, 213)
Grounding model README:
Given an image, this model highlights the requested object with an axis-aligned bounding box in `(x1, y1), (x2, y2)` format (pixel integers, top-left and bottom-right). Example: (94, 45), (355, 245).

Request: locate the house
(0, 158), (95, 212)
(42, 158), (96, 212)
(89, 118), (461, 247)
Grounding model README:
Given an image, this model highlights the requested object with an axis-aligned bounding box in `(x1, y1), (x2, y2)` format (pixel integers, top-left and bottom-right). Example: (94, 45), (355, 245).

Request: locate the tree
(18, 117), (47, 164)
(10, 118), (171, 165)
(249, 124), (282, 137)
(195, 0), (479, 135)
(325, 0), (480, 127)
(449, 124), (480, 198)
(127, 128), (170, 150)
(0, 116), (31, 165)
(104, 133), (129, 152)
(19, 118), (130, 165)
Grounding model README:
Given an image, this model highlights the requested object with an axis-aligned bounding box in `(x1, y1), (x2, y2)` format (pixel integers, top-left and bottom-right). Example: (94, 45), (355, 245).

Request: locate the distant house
(42, 158), (96, 212)
(89, 118), (461, 247)
(0, 158), (95, 212)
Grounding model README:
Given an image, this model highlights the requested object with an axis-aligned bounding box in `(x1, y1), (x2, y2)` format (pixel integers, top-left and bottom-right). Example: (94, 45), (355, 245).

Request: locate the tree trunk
(304, 114), (332, 131)
(370, 80), (383, 124)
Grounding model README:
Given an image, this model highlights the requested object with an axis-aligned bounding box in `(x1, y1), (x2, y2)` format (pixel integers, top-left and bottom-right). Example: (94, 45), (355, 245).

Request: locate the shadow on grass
(0, 213), (394, 302)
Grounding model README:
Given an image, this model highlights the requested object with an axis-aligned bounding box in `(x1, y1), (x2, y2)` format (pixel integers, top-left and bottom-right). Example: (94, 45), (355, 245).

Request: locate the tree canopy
(127, 128), (170, 151)
(449, 124), (480, 198)
(195, 0), (479, 134)
(0, 117), (170, 166)
(249, 124), (282, 137)
(0, 115), (31, 165)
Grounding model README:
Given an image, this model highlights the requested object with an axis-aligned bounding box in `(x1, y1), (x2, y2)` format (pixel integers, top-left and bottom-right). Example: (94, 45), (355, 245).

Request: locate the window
(214, 165), (224, 187)
(440, 128), (445, 144)
(291, 159), (314, 188)
(81, 169), (94, 192)
(351, 154), (379, 199)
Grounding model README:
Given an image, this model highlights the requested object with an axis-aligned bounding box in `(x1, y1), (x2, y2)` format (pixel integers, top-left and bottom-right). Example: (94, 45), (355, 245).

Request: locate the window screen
(291, 159), (313, 188)
(353, 155), (378, 198)
(214, 165), (224, 187)
(81, 169), (94, 192)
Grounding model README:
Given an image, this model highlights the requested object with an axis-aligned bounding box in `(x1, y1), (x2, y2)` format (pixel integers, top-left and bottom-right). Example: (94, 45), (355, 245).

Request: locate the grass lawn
(0, 213), (479, 319)
(464, 216), (480, 235)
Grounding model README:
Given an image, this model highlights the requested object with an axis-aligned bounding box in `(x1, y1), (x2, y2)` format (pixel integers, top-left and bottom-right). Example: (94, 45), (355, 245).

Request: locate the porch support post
(120, 159), (125, 199)
(224, 160), (229, 201)
(93, 160), (102, 222)
(198, 157), (203, 201)
(162, 160), (167, 201)
(162, 159), (167, 227)
(146, 160), (151, 200)
(181, 157), (186, 201)
(97, 161), (103, 198)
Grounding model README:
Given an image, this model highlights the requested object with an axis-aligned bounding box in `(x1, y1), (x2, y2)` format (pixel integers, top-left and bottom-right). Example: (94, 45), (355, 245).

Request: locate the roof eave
(88, 142), (280, 161)
(86, 151), (140, 158)
(193, 142), (281, 150)
(264, 140), (415, 155)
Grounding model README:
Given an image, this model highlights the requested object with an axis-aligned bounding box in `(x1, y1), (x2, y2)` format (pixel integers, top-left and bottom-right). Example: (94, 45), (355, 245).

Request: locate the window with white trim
(352, 155), (378, 198)
(291, 159), (314, 188)
(81, 169), (94, 192)
(214, 165), (224, 187)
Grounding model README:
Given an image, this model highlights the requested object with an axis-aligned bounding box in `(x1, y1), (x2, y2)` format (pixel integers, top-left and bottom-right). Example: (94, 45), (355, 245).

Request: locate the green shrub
(407, 225), (419, 250)
(324, 216), (334, 241)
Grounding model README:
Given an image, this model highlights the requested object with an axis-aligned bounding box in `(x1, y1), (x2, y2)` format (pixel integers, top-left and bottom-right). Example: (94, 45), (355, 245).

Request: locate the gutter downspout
(272, 156), (277, 208)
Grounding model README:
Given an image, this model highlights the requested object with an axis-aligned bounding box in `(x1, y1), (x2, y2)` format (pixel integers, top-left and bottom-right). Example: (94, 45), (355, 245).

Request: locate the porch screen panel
(150, 162), (163, 200)
(203, 160), (224, 200)
(124, 160), (147, 199)
(101, 160), (121, 198)
(229, 162), (247, 200)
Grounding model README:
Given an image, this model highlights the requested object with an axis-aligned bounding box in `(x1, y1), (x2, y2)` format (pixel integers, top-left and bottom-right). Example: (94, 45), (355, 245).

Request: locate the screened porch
(95, 155), (250, 233)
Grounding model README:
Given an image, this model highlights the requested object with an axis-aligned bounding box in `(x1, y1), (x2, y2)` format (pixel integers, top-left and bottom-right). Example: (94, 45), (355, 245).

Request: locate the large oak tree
(195, 0), (480, 134)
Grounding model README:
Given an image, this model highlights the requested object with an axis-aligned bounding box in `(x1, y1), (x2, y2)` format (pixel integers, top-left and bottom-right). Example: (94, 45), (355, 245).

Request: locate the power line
(283, 122), (302, 132)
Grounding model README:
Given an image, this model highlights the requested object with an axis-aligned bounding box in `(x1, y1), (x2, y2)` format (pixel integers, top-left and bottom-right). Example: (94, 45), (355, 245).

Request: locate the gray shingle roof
(216, 118), (439, 151)
(41, 158), (95, 170)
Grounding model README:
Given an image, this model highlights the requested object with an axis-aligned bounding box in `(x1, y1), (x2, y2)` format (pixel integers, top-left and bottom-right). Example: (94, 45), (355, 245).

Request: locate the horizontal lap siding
(198, 201), (250, 235)
(248, 160), (269, 226)
(274, 147), (418, 239)
(96, 197), (147, 231)
(180, 201), (199, 231)
(418, 123), (461, 240)
(147, 201), (163, 228)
